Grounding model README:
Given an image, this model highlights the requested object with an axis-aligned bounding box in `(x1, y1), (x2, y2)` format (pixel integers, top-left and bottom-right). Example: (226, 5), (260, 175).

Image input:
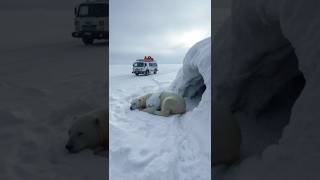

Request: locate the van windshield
(133, 62), (144, 67)
(78, 4), (108, 17)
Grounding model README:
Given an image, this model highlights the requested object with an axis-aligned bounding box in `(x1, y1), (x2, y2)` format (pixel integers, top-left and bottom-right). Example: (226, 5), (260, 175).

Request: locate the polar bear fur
(66, 109), (108, 154)
(213, 101), (241, 165)
(130, 91), (186, 117)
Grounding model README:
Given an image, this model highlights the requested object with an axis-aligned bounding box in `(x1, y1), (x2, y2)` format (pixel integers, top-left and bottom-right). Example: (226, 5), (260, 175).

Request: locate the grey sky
(110, 0), (211, 64)
(1, 0), (211, 64)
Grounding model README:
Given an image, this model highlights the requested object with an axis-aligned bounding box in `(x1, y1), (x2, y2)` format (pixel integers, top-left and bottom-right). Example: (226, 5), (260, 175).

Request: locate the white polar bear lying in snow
(66, 109), (108, 154)
(130, 91), (186, 117)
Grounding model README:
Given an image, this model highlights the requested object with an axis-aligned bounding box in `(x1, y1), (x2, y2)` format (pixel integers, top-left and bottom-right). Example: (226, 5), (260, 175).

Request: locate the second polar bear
(65, 109), (108, 154)
(130, 91), (186, 117)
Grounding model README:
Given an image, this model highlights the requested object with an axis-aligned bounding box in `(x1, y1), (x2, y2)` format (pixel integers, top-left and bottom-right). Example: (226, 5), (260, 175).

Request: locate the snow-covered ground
(109, 64), (193, 180)
(110, 38), (211, 180)
(0, 11), (108, 180)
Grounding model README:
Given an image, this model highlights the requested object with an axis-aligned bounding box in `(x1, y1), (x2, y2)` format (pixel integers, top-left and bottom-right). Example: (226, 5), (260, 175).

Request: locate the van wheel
(145, 70), (149, 76)
(135, 73), (139, 76)
(82, 38), (94, 45)
(154, 69), (157, 74)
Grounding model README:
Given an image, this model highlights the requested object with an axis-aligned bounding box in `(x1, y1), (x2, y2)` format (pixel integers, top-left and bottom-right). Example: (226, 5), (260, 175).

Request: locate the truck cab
(132, 56), (158, 76)
(72, 0), (108, 45)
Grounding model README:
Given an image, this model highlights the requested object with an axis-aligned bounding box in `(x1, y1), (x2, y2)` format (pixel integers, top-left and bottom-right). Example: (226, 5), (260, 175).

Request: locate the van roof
(135, 59), (157, 63)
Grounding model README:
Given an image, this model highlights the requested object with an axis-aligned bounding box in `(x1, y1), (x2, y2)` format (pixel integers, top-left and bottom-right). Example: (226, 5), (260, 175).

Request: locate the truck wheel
(145, 70), (149, 76)
(135, 73), (139, 76)
(82, 38), (94, 45)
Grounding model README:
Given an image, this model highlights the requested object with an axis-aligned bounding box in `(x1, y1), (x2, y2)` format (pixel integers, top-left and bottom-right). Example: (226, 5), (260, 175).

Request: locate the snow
(110, 37), (211, 180)
(0, 11), (108, 180)
(213, 0), (320, 179)
(212, 8), (230, 35)
(146, 93), (161, 109)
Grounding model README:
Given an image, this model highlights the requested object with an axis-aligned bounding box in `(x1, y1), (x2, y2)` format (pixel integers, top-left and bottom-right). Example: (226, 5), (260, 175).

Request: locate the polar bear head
(66, 110), (107, 153)
(130, 94), (150, 110)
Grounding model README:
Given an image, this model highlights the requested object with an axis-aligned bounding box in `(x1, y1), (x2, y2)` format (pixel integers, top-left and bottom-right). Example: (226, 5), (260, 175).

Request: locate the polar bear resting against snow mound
(65, 109), (108, 154)
(130, 91), (186, 117)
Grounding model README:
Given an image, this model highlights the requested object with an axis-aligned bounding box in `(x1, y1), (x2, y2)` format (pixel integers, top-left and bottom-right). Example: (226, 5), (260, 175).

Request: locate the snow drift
(213, 0), (320, 179)
(170, 37), (211, 159)
(109, 37), (211, 180)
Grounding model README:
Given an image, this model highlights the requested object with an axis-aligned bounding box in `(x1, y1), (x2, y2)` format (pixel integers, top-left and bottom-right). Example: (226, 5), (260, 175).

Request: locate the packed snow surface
(110, 38), (211, 180)
(0, 11), (108, 180)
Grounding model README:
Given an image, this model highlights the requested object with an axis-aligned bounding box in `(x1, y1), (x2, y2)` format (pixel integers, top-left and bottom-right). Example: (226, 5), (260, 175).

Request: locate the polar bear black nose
(65, 144), (74, 151)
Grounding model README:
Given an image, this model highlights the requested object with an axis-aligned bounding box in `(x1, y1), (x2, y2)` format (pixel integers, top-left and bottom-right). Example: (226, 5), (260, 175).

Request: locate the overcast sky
(1, 0), (211, 64)
(110, 0), (211, 64)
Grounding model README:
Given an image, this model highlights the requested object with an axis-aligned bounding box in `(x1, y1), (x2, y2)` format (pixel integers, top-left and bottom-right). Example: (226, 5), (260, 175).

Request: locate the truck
(72, 0), (108, 45)
(132, 56), (158, 76)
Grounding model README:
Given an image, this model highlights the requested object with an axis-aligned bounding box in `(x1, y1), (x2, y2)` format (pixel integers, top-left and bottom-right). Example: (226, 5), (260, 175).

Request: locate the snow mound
(110, 37), (211, 180)
(213, 0), (320, 178)
(170, 37), (211, 160)
(146, 92), (161, 109)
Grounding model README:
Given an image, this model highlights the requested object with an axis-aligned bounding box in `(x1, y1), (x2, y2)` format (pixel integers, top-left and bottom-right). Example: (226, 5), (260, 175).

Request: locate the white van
(72, 0), (108, 45)
(132, 56), (158, 76)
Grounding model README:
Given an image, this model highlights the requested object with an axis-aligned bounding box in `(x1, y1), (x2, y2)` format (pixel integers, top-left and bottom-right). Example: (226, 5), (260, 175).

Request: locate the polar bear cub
(130, 91), (186, 117)
(66, 109), (108, 154)
(213, 101), (241, 165)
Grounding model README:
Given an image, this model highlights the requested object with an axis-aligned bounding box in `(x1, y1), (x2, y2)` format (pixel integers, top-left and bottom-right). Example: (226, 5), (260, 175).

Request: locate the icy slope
(110, 38), (211, 180)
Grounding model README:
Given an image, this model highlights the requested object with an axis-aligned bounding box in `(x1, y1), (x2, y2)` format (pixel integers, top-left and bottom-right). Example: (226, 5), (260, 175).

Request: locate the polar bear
(130, 91), (186, 117)
(65, 109), (108, 154)
(213, 101), (241, 165)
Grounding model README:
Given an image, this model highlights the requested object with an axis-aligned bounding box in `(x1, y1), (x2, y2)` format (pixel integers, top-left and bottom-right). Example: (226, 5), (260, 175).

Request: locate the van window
(78, 4), (108, 17)
(78, 6), (89, 17)
(133, 62), (144, 67)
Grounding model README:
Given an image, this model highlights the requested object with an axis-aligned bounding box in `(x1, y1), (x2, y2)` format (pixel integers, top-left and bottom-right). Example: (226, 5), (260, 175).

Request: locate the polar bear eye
(77, 132), (84, 136)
